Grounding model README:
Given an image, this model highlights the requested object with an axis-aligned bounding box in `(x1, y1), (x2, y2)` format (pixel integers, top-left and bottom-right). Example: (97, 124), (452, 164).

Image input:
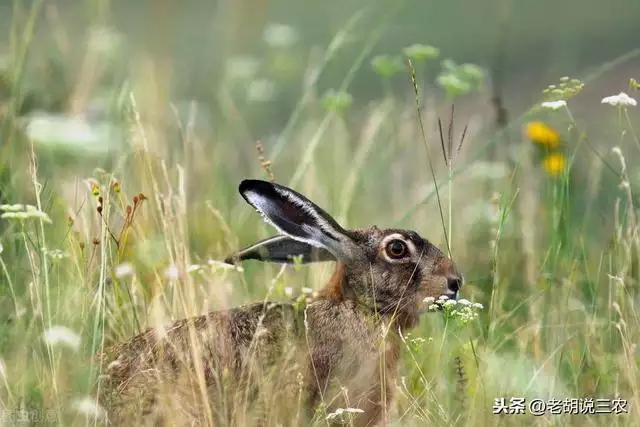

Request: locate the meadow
(0, 1), (639, 425)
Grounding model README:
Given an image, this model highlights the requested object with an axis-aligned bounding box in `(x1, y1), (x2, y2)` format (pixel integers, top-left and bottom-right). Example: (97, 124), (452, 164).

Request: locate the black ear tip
(238, 179), (255, 194)
(239, 179), (273, 195)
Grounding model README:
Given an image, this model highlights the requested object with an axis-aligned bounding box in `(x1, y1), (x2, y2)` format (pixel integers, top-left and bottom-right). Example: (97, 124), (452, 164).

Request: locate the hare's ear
(224, 235), (335, 265)
(239, 179), (360, 261)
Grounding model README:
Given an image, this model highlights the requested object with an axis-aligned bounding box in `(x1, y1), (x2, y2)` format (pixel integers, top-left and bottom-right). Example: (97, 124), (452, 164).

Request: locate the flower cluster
(436, 59), (484, 99)
(424, 295), (483, 325)
(526, 122), (560, 149)
(601, 92), (637, 107)
(542, 76), (584, 101)
(525, 121), (565, 178)
(0, 204), (52, 224)
(400, 331), (434, 351)
(529, 77), (586, 178)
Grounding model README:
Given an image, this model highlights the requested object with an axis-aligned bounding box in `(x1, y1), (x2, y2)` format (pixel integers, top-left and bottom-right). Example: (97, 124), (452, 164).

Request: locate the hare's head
(226, 180), (463, 328)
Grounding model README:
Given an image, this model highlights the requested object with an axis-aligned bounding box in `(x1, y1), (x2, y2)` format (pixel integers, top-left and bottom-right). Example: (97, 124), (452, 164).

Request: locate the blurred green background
(2, 0), (639, 113)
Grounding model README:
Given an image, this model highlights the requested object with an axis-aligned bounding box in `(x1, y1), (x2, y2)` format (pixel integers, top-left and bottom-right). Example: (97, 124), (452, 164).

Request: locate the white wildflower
(0, 204), (52, 223)
(284, 287), (294, 297)
(438, 295), (449, 301)
(0, 204), (25, 212)
(601, 92), (637, 107)
(423, 296), (435, 305)
(263, 23), (298, 48)
(301, 287), (313, 295)
(25, 112), (116, 153)
(541, 100), (567, 110)
(71, 396), (107, 419)
(43, 325), (81, 351)
(326, 407), (364, 421)
(114, 263), (135, 278)
(26, 205), (53, 223)
(1, 212), (22, 220)
(439, 298), (484, 325)
(427, 304), (439, 312)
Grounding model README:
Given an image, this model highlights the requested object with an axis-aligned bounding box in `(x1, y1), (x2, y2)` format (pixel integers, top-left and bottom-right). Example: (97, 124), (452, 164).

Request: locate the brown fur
(97, 181), (462, 426)
(319, 261), (348, 300)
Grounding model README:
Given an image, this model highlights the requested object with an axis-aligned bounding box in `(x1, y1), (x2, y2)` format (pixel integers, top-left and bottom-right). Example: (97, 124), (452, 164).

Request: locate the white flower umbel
(601, 92), (637, 107)
(24, 112), (117, 154)
(0, 204), (52, 224)
(0, 204), (25, 212)
(424, 296), (484, 324)
(541, 100), (567, 110)
(423, 296), (435, 305)
(43, 325), (81, 351)
(444, 299), (482, 324)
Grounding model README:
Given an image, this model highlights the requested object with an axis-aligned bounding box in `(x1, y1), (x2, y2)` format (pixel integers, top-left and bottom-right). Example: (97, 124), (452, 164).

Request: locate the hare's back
(102, 301), (306, 381)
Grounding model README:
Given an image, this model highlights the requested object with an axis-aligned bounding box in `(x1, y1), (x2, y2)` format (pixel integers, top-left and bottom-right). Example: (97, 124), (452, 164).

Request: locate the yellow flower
(542, 153), (566, 176)
(526, 121), (560, 149)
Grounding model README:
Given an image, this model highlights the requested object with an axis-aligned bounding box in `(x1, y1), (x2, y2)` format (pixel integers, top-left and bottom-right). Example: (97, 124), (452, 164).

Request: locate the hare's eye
(385, 239), (408, 259)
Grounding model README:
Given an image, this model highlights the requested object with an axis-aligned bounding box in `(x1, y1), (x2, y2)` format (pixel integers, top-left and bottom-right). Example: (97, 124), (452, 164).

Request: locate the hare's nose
(445, 275), (463, 299)
(435, 256), (463, 298)
(447, 277), (462, 293)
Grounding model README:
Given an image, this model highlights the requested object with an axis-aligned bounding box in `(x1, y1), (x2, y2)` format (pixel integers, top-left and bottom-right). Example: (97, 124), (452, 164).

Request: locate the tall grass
(1, 1), (640, 426)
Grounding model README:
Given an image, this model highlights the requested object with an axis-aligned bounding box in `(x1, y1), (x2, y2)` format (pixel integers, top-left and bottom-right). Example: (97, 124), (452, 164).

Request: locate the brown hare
(98, 179), (463, 426)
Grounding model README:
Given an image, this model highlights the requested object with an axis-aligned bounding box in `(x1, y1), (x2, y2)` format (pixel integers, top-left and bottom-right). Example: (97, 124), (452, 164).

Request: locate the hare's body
(100, 301), (305, 426)
(99, 180), (463, 426)
(101, 297), (398, 426)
